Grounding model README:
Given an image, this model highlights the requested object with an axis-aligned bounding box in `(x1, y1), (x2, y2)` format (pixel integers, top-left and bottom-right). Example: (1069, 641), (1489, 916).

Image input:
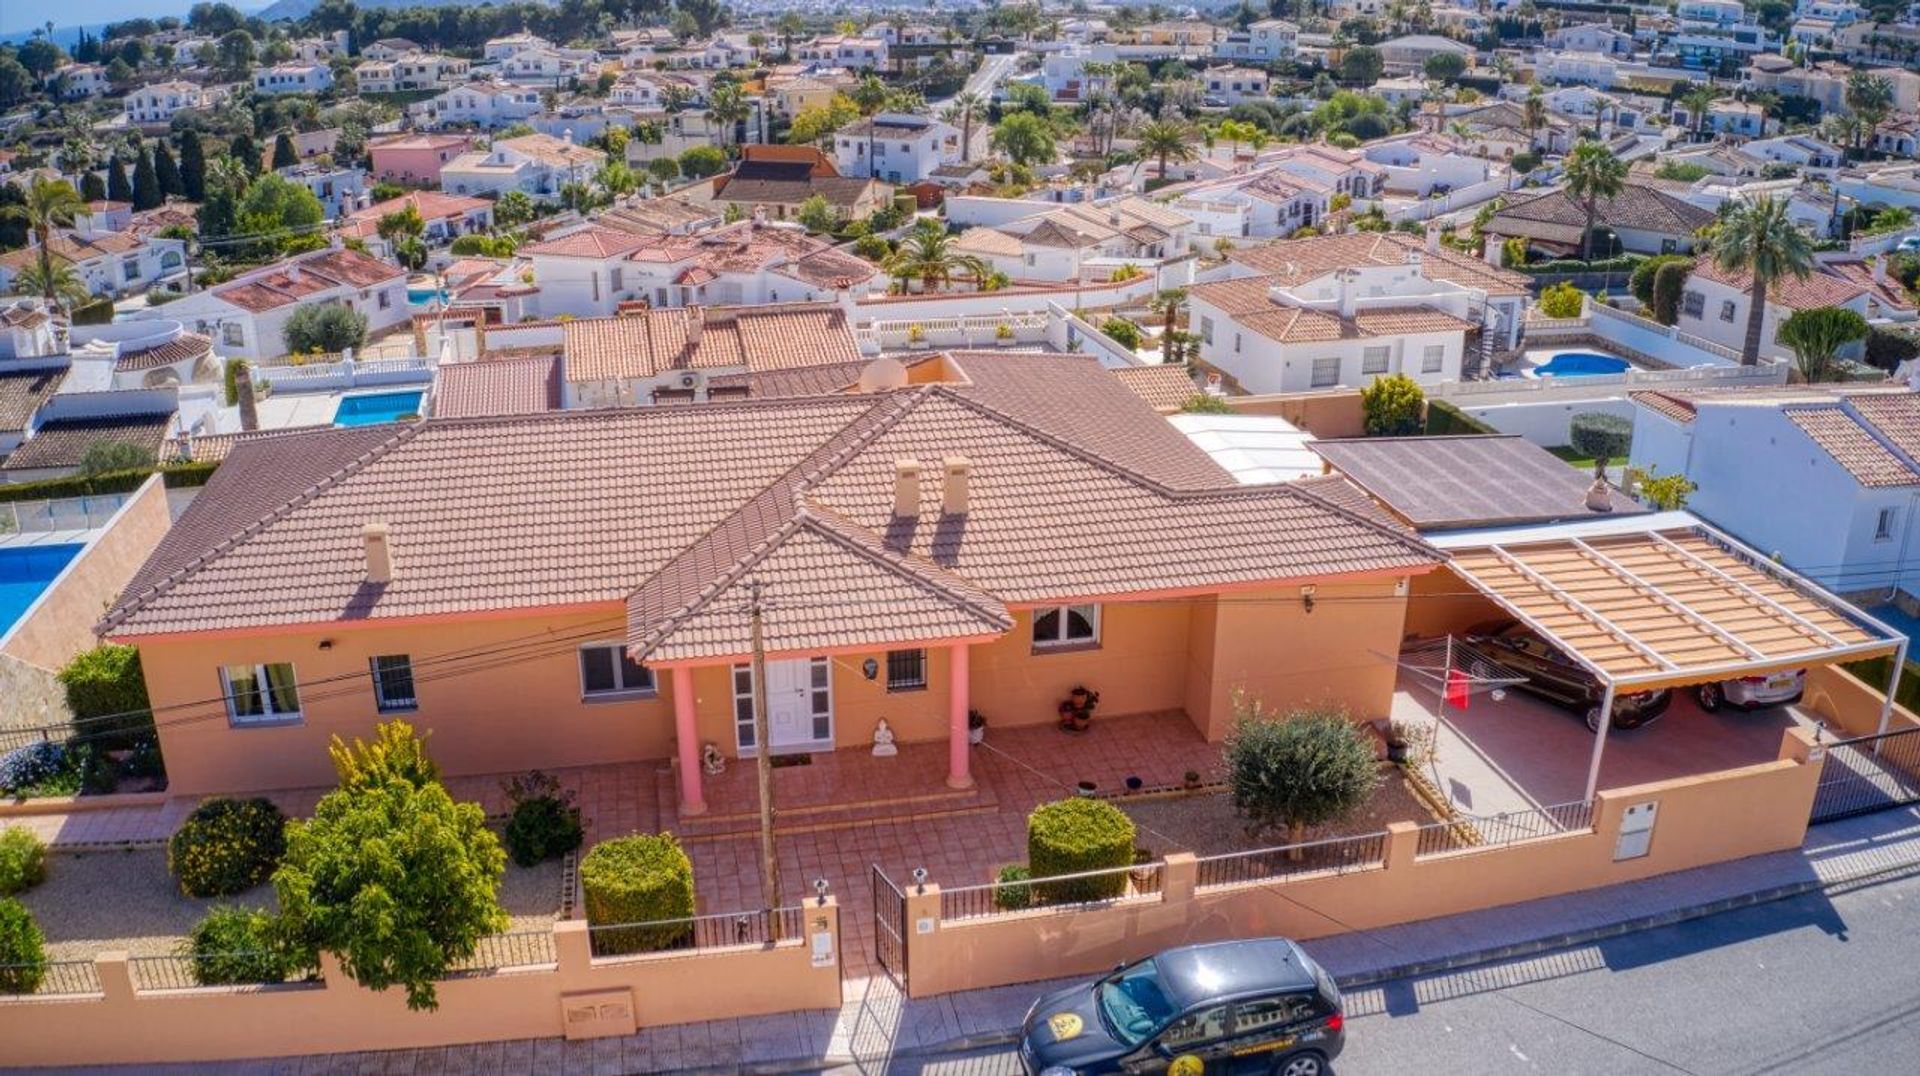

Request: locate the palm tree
(1563, 140), (1627, 262)
(1, 177), (85, 313)
(1522, 85), (1547, 150)
(776, 12), (805, 58)
(943, 92), (985, 163)
(883, 219), (990, 293)
(1136, 120), (1197, 180)
(849, 74), (891, 179)
(8, 259), (89, 309)
(1678, 86), (1721, 143)
(595, 161), (639, 203)
(1151, 287), (1188, 363)
(1710, 195), (1815, 367)
(707, 82), (750, 150)
(1845, 72), (1894, 161)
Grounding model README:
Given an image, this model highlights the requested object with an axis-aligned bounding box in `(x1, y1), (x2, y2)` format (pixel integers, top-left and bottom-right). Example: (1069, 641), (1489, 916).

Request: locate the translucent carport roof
(1430, 516), (1902, 693)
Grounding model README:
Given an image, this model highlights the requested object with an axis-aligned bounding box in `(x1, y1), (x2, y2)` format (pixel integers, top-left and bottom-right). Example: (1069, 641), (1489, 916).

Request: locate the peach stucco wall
(1400, 565), (1505, 643)
(1803, 664), (1920, 738)
(135, 586), (1416, 796)
(904, 730), (1822, 998)
(0, 910), (842, 1067)
(3, 475), (172, 671)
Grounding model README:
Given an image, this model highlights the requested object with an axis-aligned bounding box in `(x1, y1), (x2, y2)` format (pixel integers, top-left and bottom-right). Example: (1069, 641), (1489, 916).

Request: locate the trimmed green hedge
(0, 898), (46, 994)
(1027, 797), (1135, 904)
(168, 797), (288, 898)
(58, 645), (152, 751)
(580, 833), (695, 955)
(0, 829), (47, 896)
(187, 905), (308, 986)
(0, 462), (218, 504)
(1514, 254), (1643, 275)
(1425, 399), (1497, 436)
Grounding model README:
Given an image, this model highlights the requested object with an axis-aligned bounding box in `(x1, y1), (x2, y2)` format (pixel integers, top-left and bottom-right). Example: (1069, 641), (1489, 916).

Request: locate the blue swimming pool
(406, 287), (450, 306)
(1533, 352), (1632, 377)
(0, 543), (83, 638)
(334, 391), (424, 426)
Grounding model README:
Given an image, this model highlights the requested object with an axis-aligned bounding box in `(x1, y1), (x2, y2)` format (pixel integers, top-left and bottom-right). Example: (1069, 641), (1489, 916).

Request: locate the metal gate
(871, 865), (908, 986)
(1810, 726), (1920, 823)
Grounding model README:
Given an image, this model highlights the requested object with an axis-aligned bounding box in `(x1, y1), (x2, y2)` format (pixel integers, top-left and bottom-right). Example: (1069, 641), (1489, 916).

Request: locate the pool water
(1533, 352), (1631, 377)
(406, 288), (450, 306)
(334, 391), (424, 426)
(0, 543), (83, 637)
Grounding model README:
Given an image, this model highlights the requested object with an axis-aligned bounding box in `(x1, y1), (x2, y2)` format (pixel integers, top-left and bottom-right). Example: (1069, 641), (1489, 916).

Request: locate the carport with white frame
(1427, 513), (1908, 801)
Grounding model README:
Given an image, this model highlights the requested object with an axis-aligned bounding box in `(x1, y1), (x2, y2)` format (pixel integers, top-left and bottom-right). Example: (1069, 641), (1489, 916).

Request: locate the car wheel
(1585, 706), (1603, 732)
(1274, 1051), (1327, 1076)
(1696, 682), (1723, 712)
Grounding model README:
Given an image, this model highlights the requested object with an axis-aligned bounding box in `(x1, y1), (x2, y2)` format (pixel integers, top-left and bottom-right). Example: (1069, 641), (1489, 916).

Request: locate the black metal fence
(442, 929), (559, 978)
(586, 906), (805, 960)
(1413, 800), (1596, 859)
(0, 958), (101, 997)
(1810, 727), (1920, 823)
(872, 866), (907, 985)
(1193, 831), (1388, 891)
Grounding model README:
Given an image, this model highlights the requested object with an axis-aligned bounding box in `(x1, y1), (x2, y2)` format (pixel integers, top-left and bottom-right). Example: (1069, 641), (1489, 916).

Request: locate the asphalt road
(935, 52), (1019, 108)
(859, 868), (1920, 1076)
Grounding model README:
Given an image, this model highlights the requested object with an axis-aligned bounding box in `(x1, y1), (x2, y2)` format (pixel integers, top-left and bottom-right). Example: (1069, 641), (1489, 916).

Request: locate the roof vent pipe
(943, 456), (971, 515)
(364, 522), (395, 583)
(894, 459), (922, 518)
(687, 306), (705, 345)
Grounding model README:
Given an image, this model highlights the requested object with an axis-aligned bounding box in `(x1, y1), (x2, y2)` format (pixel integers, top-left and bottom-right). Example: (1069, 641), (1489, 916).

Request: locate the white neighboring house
(410, 79), (543, 129)
(796, 35), (889, 71)
(1202, 66), (1271, 105)
(951, 197), (1195, 283)
(278, 163), (366, 220)
(484, 33), (554, 62)
(441, 134), (607, 199)
(834, 113), (968, 184)
(1545, 23), (1635, 54)
(1377, 34), (1474, 75)
(1173, 144), (1391, 241)
(252, 63), (334, 95)
(1213, 19), (1299, 62)
(0, 203), (187, 300)
(496, 46), (600, 85)
(122, 80), (221, 125)
(1360, 134), (1493, 196)
(1741, 134), (1845, 170)
(361, 38), (424, 62)
(53, 63), (110, 99)
(1627, 385), (1920, 599)
(355, 52), (470, 94)
(139, 246), (408, 361)
(1676, 259), (1873, 364)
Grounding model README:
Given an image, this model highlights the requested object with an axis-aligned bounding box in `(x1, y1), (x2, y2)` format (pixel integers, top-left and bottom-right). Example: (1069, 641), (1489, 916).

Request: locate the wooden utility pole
(747, 579), (782, 933)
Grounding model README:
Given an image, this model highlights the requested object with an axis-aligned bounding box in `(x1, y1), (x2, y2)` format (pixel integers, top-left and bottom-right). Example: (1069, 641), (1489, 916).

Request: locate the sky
(0, 2), (260, 40)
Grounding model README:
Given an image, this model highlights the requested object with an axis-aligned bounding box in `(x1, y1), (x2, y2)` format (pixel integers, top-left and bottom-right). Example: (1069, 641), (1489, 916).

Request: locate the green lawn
(1546, 446), (1597, 471)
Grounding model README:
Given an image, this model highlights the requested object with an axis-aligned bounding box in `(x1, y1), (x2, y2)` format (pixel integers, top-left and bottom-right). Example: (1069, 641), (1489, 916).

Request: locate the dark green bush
(1424, 398), (1496, 435)
(1101, 317), (1142, 349)
(168, 797), (287, 898)
(0, 462), (217, 505)
(1652, 260), (1691, 326)
(1225, 704), (1379, 842)
(70, 297), (115, 325)
(500, 771), (583, 867)
(580, 834), (695, 955)
(1027, 797), (1135, 904)
(992, 864), (1033, 911)
(186, 905), (308, 986)
(0, 829), (47, 895)
(1513, 254), (1641, 275)
(1630, 254), (1690, 307)
(0, 897), (45, 994)
(58, 645), (152, 751)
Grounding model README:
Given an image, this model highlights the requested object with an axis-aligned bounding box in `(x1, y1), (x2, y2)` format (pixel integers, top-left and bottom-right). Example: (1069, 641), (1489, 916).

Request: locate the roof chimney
(686, 306), (704, 345)
(942, 456), (971, 515)
(1425, 222), (1440, 253)
(893, 459), (922, 518)
(1337, 269), (1356, 319)
(1585, 475), (1614, 513)
(1873, 256), (1888, 286)
(363, 522), (395, 583)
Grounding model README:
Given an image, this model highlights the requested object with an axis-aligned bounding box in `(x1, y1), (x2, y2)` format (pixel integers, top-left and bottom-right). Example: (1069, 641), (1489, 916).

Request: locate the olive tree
(1224, 699), (1379, 854)
(282, 304), (368, 355)
(1569, 411), (1632, 482)
(1777, 305), (1869, 383)
(1361, 372), (1425, 436)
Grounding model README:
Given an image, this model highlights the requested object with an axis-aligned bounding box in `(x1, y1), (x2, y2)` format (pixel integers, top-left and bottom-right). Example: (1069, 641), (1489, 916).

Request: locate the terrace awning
(1429, 516), (1908, 798)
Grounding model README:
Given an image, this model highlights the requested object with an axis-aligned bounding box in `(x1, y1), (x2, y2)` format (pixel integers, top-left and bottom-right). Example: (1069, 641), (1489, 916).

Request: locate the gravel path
(1120, 768), (1444, 856)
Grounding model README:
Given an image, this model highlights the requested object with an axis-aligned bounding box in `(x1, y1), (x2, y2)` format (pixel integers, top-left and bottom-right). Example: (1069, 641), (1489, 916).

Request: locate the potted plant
(1057, 686), (1100, 732)
(1075, 779), (1097, 796)
(1182, 770), (1202, 791)
(907, 323), (929, 349)
(995, 322), (1014, 344)
(1129, 847), (1158, 891)
(968, 709), (987, 745)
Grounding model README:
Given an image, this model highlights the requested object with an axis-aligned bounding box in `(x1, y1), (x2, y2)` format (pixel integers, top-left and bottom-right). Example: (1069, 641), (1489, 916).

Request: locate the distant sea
(0, 24), (118, 49)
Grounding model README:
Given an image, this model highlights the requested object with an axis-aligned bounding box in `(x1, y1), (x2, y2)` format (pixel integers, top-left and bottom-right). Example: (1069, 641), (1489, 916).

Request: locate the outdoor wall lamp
(317, 639), (334, 650)
(1300, 585), (1316, 614)
(814, 878), (831, 905)
(862, 658), (878, 680)
(912, 867), (928, 894)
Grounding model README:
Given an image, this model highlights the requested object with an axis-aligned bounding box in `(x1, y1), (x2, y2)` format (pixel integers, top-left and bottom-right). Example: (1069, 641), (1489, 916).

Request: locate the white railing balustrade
(0, 492), (131, 535)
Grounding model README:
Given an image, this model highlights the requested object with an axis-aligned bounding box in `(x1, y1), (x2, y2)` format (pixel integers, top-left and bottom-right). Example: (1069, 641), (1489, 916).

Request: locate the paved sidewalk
(31, 806), (1920, 1076)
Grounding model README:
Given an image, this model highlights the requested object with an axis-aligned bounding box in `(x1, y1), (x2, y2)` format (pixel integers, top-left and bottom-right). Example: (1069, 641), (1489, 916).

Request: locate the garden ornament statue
(872, 718), (899, 757)
(700, 741), (726, 776)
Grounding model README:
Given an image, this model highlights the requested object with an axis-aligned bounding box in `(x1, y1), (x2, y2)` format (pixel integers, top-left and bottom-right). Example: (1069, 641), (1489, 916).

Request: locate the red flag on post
(1444, 667), (1470, 710)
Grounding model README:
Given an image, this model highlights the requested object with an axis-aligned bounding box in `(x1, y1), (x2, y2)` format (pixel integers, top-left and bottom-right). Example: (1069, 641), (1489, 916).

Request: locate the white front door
(733, 657), (833, 755)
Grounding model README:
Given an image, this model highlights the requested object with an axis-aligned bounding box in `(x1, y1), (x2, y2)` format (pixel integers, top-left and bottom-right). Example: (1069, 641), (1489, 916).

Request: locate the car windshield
(1096, 959), (1181, 1048)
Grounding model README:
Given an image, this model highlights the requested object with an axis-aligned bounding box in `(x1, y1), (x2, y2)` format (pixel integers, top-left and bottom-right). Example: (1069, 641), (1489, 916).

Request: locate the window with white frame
(222, 322), (245, 347)
(1310, 356), (1340, 387)
(1877, 507), (1898, 541)
(1199, 315), (1214, 345)
(369, 654), (417, 712)
(1032, 604), (1100, 649)
(1682, 291), (1705, 319)
(886, 649), (926, 692)
(1361, 347), (1389, 375)
(221, 663), (302, 725)
(578, 643), (655, 698)
(1421, 344), (1444, 373)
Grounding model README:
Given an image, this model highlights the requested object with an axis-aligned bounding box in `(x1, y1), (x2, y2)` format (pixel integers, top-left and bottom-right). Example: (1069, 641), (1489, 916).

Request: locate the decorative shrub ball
(992, 864), (1034, 911)
(0, 898), (46, 995)
(503, 794), (585, 868)
(1026, 797), (1136, 904)
(0, 742), (66, 794)
(186, 905), (307, 986)
(168, 797), (288, 898)
(579, 833), (695, 956)
(0, 828), (47, 896)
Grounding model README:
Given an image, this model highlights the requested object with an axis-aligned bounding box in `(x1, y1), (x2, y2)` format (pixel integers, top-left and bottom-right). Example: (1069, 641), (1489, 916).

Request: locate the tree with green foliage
(1362, 372), (1425, 436)
(1423, 51), (1467, 83)
(79, 171), (107, 202)
(1569, 411), (1632, 482)
(580, 833), (695, 954)
(80, 440), (156, 476)
(1627, 465), (1697, 511)
(884, 219), (989, 293)
(1026, 797), (1136, 903)
(1136, 120), (1197, 181)
(273, 722), (506, 1011)
(1778, 306), (1869, 383)
(1180, 392), (1233, 414)
(178, 133), (207, 201)
(271, 131), (298, 170)
(1630, 254), (1690, 308)
(1538, 281), (1587, 318)
(1, 178), (85, 313)
(107, 156), (133, 203)
(1339, 45), (1384, 85)
(1100, 317), (1142, 349)
(131, 146), (162, 210)
(795, 193), (838, 234)
(789, 94), (859, 145)
(283, 303), (367, 355)
(1225, 701), (1379, 851)
(678, 144), (726, 179)
(1564, 141), (1627, 263)
(1652, 260), (1690, 326)
(991, 111), (1057, 168)
(236, 173), (325, 257)
(1710, 195), (1815, 365)
(57, 644), (150, 749)
(0, 898), (46, 995)
(1845, 72), (1893, 159)
(493, 190), (537, 228)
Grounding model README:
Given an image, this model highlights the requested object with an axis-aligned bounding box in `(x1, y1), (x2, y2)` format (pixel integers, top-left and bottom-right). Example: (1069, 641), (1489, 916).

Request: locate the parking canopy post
(1583, 680), (1617, 802)
(1877, 638), (1908, 740)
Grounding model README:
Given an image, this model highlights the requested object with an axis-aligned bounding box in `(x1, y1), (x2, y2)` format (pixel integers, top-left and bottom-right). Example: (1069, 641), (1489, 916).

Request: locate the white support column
(1583, 681), (1618, 802)
(1876, 638), (1908, 739)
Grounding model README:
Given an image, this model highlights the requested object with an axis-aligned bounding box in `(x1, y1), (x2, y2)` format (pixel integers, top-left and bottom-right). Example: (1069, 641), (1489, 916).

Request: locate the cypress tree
(179, 132), (207, 201)
(271, 131), (298, 169)
(229, 133), (259, 175)
(107, 155), (132, 202)
(132, 145), (162, 210)
(153, 142), (183, 198)
(82, 170), (107, 202)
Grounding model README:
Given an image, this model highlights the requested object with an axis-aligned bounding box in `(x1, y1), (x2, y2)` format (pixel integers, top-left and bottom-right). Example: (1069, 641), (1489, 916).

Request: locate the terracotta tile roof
(562, 303), (861, 384)
(1784, 406), (1920, 488)
(1822, 259), (1915, 314)
(433, 354), (563, 418)
(1109, 365), (1198, 410)
(1687, 260), (1870, 311)
(0, 367), (62, 431)
(102, 364), (1442, 644)
(1189, 280), (1476, 344)
(1844, 393), (1920, 465)
(1351, 307), (1477, 336)
(4, 413), (173, 472)
(1240, 305), (1348, 343)
(1487, 185), (1715, 246)
(494, 133), (605, 169)
(520, 226), (652, 259)
(212, 248), (403, 313)
(115, 332), (212, 373)
(0, 230), (142, 270)
(1630, 390), (1697, 424)
(341, 190), (492, 234)
(1229, 233), (1530, 296)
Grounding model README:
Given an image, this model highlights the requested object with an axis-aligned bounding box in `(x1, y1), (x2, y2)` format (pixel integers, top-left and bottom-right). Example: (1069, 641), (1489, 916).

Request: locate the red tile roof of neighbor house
(561, 303), (862, 384)
(340, 191), (492, 233)
(114, 331), (212, 373)
(99, 355), (1442, 651)
(1687, 260), (1870, 310)
(1110, 364), (1198, 410)
(1228, 232), (1532, 296)
(211, 248), (404, 313)
(1784, 405), (1920, 487)
(1188, 277), (1477, 344)
(3, 413), (174, 472)
(432, 353), (564, 418)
